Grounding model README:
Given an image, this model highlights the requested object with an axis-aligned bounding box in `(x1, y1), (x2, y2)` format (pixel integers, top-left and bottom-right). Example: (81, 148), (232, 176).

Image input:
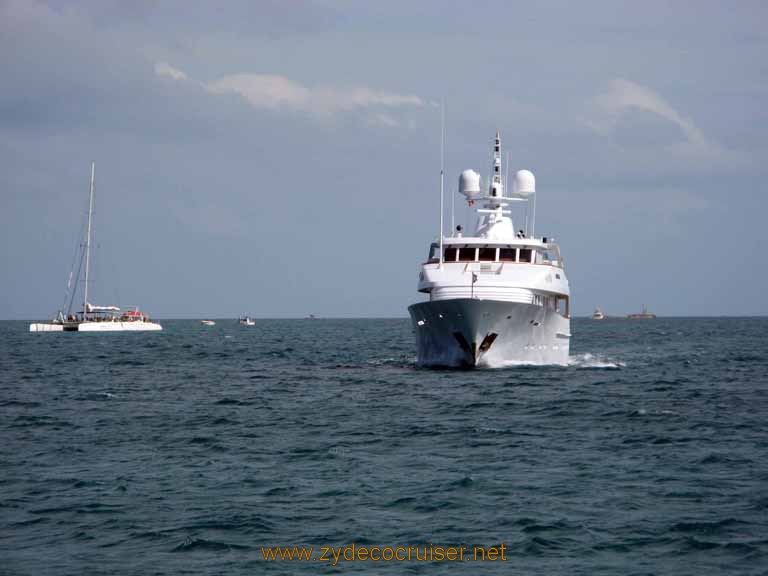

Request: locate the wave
(670, 518), (748, 534)
(172, 536), (250, 552)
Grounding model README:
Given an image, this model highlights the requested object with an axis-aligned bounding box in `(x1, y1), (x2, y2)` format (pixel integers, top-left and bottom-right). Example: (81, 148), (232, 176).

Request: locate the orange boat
(627, 305), (656, 319)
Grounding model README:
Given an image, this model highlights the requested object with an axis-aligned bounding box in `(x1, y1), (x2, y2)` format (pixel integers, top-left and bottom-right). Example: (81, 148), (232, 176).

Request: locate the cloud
(205, 74), (309, 110)
(155, 62), (424, 122)
(154, 61), (188, 81)
(205, 73), (424, 117)
(585, 78), (718, 155)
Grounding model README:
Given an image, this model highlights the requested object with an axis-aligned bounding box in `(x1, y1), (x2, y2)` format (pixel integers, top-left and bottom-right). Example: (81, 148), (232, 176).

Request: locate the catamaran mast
(83, 162), (95, 318)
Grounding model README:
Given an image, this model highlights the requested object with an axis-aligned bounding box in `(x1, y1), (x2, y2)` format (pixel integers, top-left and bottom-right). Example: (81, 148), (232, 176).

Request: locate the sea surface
(1, 318), (767, 575)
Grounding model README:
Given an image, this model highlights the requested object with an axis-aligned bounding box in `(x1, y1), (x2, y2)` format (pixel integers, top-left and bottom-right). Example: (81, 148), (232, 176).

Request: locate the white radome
(513, 169), (535, 197)
(459, 169), (481, 199)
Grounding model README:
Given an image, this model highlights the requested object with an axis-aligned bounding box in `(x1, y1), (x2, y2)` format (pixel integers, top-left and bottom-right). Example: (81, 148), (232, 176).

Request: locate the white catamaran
(29, 163), (162, 332)
(408, 131), (570, 367)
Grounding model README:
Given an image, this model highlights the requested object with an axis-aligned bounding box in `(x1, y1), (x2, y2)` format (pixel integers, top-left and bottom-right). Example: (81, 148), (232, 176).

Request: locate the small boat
(592, 307), (605, 320)
(238, 316), (255, 326)
(200, 320), (216, 326)
(627, 305), (656, 319)
(29, 163), (162, 333)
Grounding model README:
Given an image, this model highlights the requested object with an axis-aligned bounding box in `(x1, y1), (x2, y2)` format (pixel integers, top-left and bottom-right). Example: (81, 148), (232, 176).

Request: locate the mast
(492, 131), (502, 196)
(439, 100), (445, 268)
(83, 162), (95, 318)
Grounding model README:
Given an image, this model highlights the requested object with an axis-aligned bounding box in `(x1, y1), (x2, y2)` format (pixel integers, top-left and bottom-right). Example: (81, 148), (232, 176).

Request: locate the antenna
(447, 104), (454, 234)
(504, 151), (510, 197)
(524, 192), (529, 236)
(504, 150), (510, 230)
(439, 98), (445, 267)
(451, 184), (455, 233)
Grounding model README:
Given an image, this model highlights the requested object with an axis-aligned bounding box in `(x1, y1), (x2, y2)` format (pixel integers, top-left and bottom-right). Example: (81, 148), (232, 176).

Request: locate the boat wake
(484, 358), (564, 369)
(408, 353), (625, 370)
(568, 353), (625, 369)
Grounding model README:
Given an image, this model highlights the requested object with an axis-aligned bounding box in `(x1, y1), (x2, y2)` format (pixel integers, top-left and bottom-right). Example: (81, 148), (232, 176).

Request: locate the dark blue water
(1, 318), (767, 575)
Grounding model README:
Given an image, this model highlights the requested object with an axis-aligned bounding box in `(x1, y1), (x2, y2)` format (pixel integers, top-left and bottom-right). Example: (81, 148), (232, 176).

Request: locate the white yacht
(29, 163), (162, 333)
(592, 307), (605, 320)
(408, 132), (570, 367)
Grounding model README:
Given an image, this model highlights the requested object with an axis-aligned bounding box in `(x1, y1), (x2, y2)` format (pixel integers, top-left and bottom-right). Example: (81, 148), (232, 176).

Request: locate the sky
(1, 0), (767, 319)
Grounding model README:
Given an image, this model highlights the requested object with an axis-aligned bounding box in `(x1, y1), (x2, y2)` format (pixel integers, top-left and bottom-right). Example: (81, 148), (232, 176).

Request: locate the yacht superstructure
(408, 132), (570, 367)
(29, 163), (162, 333)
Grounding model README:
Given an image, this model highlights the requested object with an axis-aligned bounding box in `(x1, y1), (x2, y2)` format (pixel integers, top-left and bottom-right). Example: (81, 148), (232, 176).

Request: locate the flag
(472, 273), (478, 284)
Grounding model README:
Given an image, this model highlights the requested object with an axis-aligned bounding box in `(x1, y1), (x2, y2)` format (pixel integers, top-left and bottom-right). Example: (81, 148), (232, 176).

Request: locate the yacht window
(519, 248), (533, 263)
(444, 247), (458, 261)
(537, 250), (553, 264)
(499, 248), (517, 262)
(428, 243), (440, 262)
(478, 247), (496, 261)
(458, 247), (476, 262)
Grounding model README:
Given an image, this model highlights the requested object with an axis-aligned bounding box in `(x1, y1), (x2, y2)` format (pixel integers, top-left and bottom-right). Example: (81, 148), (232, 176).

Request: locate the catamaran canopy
(86, 303), (120, 312)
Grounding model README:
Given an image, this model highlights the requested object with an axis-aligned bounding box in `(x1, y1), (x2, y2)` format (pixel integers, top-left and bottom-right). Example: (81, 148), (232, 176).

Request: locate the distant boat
(592, 307), (605, 320)
(238, 316), (255, 326)
(627, 305), (656, 319)
(29, 163), (162, 333)
(200, 320), (216, 326)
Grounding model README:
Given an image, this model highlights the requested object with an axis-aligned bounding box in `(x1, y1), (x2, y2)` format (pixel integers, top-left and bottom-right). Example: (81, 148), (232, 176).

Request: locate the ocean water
(1, 317), (767, 575)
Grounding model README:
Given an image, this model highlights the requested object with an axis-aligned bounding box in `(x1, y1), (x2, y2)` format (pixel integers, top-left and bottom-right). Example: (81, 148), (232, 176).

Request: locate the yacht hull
(408, 299), (570, 367)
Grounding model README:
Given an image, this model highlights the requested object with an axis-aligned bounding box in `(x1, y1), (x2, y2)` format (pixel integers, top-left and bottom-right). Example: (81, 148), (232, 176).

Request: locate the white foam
(633, 408), (678, 417)
(485, 358), (560, 368)
(568, 353), (625, 369)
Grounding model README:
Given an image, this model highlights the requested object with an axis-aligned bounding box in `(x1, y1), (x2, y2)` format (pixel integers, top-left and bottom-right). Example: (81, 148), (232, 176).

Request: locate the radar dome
(459, 169), (481, 199)
(512, 169), (535, 197)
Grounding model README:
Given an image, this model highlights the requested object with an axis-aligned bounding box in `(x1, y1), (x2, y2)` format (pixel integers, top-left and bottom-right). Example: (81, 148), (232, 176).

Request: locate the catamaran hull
(408, 298), (570, 368)
(29, 322), (162, 332)
(78, 321), (162, 332)
(29, 323), (64, 332)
